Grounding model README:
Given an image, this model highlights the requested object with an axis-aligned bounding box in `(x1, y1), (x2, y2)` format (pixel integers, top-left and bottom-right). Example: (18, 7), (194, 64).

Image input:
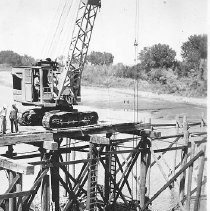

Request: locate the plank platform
(52, 122), (152, 138)
(0, 122), (152, 147)
(0, 132), (53, 147)
(0, 155), (34, 174)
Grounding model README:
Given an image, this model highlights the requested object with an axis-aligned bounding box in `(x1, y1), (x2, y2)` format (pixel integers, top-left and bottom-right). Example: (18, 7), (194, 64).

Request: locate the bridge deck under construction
(0, 118), (207, 211)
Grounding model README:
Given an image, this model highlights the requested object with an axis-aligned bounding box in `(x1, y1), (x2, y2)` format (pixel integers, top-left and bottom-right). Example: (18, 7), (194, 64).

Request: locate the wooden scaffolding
(0, 116), (206, 211)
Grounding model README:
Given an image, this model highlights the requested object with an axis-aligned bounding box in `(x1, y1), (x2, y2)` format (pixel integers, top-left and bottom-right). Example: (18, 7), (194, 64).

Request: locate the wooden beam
(53, 122), (152, 138)
(142, 149), (204, 210)
(0, 191), (34, 200)
(90, 135), (110, 145)
(50, 150), (60, 211)
(194, 146), (206, 211)
(0, 132), (53, 147)
(179, 116), (189, 201)
(43, 141), (58, 150)
(0, 156), (34, 174)
(125, 129), (161, 138)
(41, 175), (50, 211)
(0, 174), (20, 206)
(28, 141), (58, 150)
(9, 171), (16, 211)
(186, 140), (195, 211)
(139, 137), (150, 209)
(16, 173), (23, 211)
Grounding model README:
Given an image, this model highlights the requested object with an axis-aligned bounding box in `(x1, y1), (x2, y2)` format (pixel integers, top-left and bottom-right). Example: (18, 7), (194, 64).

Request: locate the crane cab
(12, 59), (59, 107)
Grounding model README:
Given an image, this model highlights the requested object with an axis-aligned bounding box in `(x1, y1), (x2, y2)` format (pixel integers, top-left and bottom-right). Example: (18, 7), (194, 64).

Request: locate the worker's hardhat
(3, 104), (6, 108)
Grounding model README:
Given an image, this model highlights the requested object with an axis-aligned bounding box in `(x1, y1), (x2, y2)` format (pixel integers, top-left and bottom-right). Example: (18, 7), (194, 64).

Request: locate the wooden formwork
(0, 117), (207, 211)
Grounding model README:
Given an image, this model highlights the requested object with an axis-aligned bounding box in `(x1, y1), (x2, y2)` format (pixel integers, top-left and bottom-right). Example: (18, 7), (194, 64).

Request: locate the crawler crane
(12, 0), (101, 129)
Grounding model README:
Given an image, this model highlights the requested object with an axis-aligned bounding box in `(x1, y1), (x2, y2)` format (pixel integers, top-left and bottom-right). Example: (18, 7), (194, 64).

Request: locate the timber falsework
(0, 117), (207, 211)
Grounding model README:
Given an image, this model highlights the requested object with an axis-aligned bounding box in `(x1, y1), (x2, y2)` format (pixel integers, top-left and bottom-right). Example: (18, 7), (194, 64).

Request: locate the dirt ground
(0, 71), (206, 123)
(79, 86), (207, 123)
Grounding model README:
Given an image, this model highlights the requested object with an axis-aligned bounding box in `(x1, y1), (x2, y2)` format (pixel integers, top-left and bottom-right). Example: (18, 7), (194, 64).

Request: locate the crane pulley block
(88, 0), (101, 7)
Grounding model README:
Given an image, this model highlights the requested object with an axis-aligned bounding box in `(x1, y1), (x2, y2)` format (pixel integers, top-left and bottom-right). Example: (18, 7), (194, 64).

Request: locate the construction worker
(0, 104), (7, 134)
(9, 104), (19, 133)
(33, 73), (40, 101)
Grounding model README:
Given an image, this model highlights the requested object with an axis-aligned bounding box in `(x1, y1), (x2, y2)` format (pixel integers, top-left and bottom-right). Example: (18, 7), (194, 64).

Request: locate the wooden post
(6, 145), (16, 211)
(50, 140), (60, 211)
(193, 145), (206, 211)
(86, 143), (98, 211)
(104, 145), (111, 207)
(139, 132), (150, 209)
(65, 138), (71, 197)
(41, 152), (50, 211)
(186, 139), (195, 211)
(147, 118), (152, 196)
(71, 141), (76, 179)
(41, 175), (50, 211)
(146, 150), (151, 198)
(200, 112), (204, 132)
(173, 115), (179, 187)
(16, 173), (22, 211)
(179, 116), (189, 202)
(8, 171), (16, 211)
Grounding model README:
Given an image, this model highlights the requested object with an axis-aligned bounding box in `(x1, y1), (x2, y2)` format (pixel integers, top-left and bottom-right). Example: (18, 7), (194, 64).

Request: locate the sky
(0, 0), (208, 65)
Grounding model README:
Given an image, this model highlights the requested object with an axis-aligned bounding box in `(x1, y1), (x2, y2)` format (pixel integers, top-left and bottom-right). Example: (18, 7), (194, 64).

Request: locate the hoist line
(134, 0), (140, 123)
(50, 0), (75, 59)
(46, 0), (70, 58)
(52, 0), (75, 58)
(47, 0), (70, 57)
(61, 0), (80, 58)
(41, 0), (63, 58)
(133, 0), (140, 201)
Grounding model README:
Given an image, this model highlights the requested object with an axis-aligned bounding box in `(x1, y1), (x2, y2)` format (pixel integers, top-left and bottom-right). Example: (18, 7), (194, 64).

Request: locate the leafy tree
(21, 54), (35, 65)
(87, 51), (114, 65)
(0, 50), (22, 66)
(0, 50), (35, 66)
(138, 44), (176, 70)
(181, 34), (207, 74)
(181, 34), (207, 62)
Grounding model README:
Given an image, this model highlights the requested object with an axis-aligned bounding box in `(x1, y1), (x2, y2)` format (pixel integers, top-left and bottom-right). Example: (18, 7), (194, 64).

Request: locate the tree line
(0, 34), (207, 96)
(84, 34), (207, 96)
(0, 50), (35, 66)
(87, 34), (207, 77)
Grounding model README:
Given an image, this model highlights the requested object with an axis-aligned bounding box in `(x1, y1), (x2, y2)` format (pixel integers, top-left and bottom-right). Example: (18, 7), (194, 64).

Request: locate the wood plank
(0, 133), (53, 147)
(0, 190), (34, 200)
(90, 135), (110, 145)
(142, 149), (204, 210)
(0, 174), (20, 206)
(53, 122), (152, 138)
(125, 129), (161, 138)
(28, 141), (58, 150)
(0, 156), (34, 175)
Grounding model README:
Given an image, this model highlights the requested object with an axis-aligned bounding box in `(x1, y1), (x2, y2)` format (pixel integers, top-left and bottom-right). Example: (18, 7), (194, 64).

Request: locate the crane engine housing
(12, 59), (98, 128)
